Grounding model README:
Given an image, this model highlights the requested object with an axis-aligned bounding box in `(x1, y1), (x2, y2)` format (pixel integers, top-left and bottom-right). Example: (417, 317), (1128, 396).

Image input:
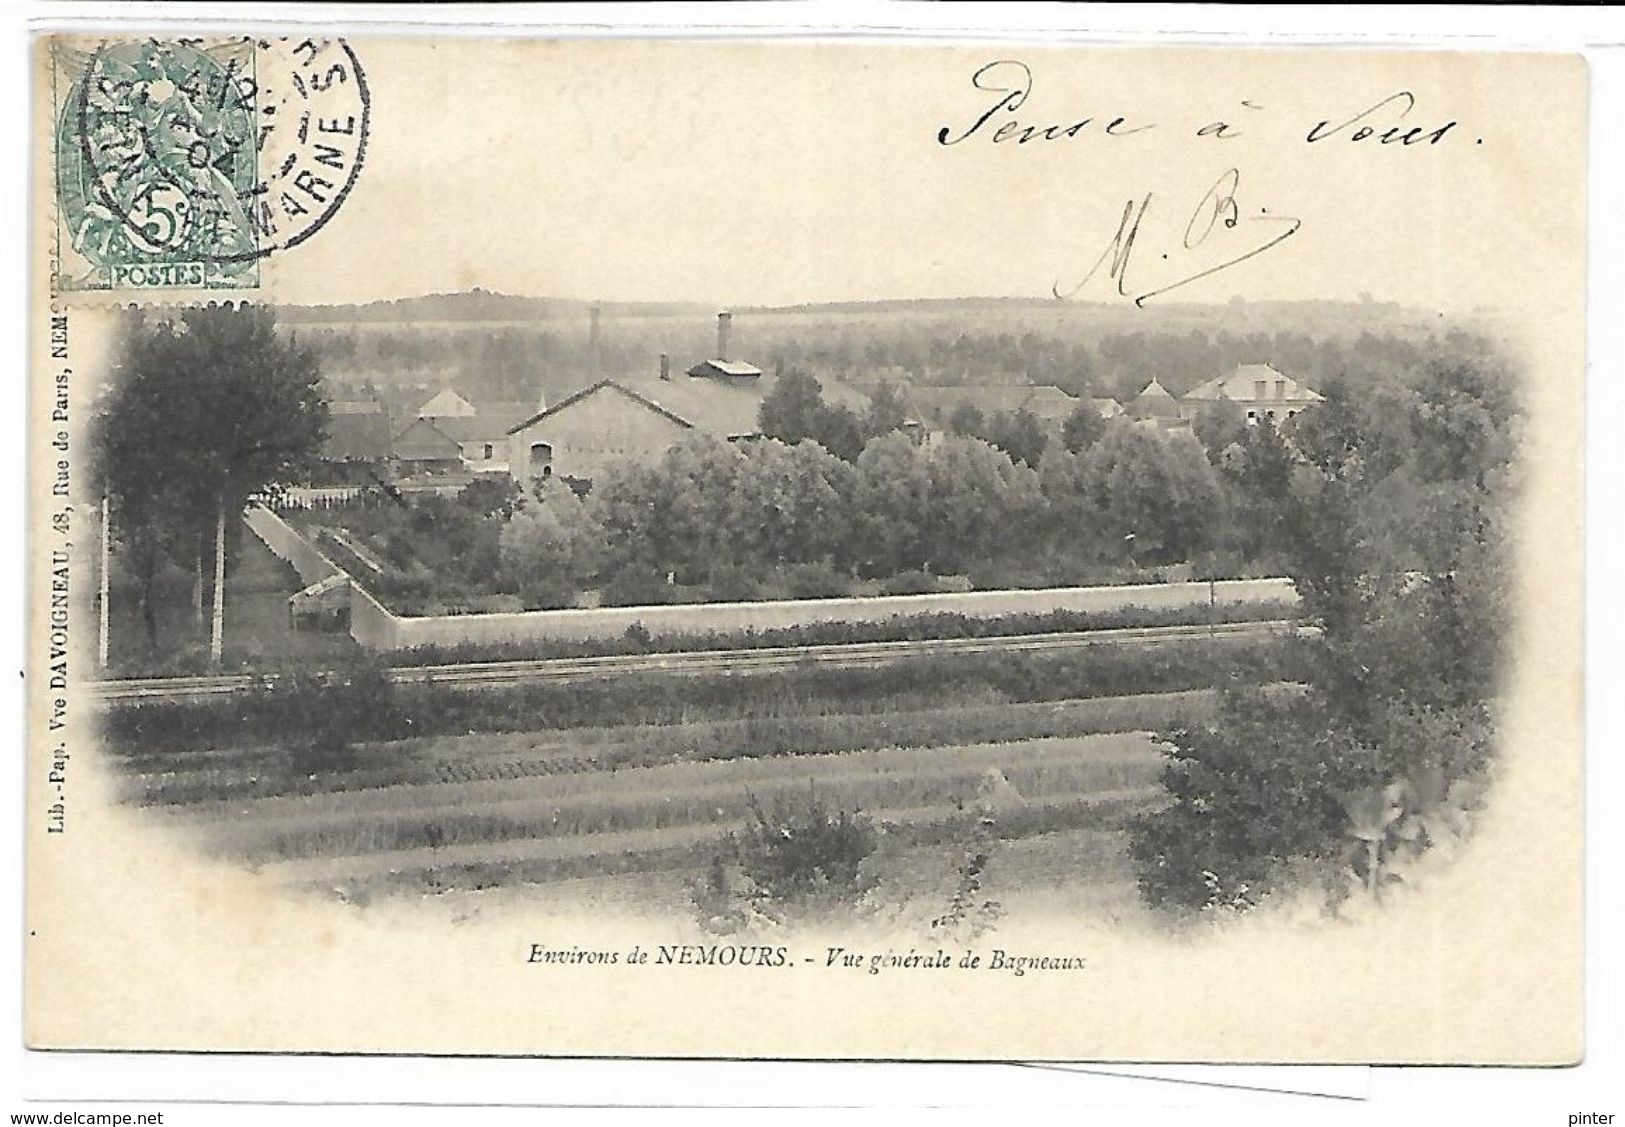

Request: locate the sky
(234, 37), (1584, 316)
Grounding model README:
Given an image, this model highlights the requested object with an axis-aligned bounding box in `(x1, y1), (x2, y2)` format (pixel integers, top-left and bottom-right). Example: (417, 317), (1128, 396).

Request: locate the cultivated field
(110, 691), (1205, 913)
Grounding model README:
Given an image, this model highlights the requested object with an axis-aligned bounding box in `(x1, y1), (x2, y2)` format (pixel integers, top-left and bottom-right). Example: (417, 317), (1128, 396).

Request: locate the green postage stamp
(50, 36), (368, 292)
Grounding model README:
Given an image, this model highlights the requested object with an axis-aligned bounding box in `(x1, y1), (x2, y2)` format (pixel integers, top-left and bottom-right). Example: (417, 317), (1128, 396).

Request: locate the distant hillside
(278, 289), (713, 324)
(739, 296), (1414, 318)
(278, 289), (1444, 336)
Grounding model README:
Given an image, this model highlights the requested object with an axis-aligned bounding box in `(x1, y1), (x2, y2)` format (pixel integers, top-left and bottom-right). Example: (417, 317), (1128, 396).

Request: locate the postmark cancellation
(48, 35), (368, 295)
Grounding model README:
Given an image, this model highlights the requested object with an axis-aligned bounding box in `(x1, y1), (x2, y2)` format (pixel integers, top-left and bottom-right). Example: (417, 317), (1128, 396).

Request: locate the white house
(1181, 363), (1324, 425)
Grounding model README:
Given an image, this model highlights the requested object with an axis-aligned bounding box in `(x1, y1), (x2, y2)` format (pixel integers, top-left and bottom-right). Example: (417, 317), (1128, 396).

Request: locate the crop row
(120, 691), (1214, 809)
(163, 731), (1158, 833)
(281, 793), (1159, 900)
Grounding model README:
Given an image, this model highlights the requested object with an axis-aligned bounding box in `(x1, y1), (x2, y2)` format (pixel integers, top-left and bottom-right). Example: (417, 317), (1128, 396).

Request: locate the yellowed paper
(26, 34), (1584, 1062)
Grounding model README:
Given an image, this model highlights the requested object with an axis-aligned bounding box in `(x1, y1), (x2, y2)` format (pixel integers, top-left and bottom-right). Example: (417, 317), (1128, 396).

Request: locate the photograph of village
(85, 291), (1516, 937)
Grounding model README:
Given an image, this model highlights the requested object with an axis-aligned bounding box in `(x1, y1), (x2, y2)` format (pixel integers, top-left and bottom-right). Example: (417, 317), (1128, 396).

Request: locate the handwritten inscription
(1053, 168), (1301, 306)
(936, 60), (1154, 146)
(936, 59), (1459, 150)
(935, 60), (1463, 303)
(1305, 91), (1457, 146)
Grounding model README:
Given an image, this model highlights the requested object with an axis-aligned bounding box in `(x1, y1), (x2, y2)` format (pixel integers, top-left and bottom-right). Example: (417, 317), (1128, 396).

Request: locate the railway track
(88, 619), (1309, 704)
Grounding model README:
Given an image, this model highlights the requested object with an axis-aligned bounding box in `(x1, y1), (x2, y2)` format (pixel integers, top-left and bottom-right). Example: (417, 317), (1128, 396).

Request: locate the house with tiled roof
(1181, 363), (1323, 425)
(391, 417), (466, 476)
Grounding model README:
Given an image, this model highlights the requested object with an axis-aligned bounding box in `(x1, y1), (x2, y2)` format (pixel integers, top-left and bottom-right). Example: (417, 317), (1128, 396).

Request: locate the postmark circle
(58, 36), (369, 287)
(237, 37), (371, 260)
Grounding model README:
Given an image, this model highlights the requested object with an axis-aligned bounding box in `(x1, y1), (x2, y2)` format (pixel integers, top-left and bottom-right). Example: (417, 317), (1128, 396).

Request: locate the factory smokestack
(716, 311), (731, 362)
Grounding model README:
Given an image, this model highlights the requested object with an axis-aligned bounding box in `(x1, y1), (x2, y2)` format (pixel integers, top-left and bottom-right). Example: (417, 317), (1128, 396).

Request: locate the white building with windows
(1180, 363), (1324, 425)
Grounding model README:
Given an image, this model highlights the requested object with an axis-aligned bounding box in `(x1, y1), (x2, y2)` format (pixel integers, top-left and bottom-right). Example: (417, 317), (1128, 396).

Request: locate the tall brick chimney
(716, 311), (731, 362)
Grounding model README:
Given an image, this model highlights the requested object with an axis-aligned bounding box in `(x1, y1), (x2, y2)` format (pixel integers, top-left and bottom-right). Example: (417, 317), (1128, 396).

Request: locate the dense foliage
(310, 414), (1257, 613)
(1128, 350), (1517, 913)
(293, 295), (1471, 419)
(94, 307), (328, 648)
(691, 790), (883, 932)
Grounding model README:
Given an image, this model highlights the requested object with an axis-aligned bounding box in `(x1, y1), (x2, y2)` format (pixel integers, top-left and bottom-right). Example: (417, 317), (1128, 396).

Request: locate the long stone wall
(243, 504), (1297, 654)
(243, 504), (345, 587)
(382, 578), (1297, 652)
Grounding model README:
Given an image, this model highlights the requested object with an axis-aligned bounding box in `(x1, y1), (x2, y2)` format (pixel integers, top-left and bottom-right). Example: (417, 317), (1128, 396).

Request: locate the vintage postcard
(25, 31), (1585, 1063)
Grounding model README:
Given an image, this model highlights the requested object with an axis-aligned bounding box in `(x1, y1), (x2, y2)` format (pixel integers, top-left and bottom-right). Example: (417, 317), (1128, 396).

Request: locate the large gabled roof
(508, 369), (872, 442)
(506, 380), (697, 437)
(1184, 363), (1324, 403)
(619, 373), (766, 438)
(391, 417), (464, 460)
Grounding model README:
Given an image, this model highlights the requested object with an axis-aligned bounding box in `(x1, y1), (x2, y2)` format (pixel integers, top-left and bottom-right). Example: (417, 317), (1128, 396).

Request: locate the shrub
(878, 570), (939, 596)
(691, 788), (882, 930)
(1126, 686), (1384, 912)
(268, 657), (408, 775)
(778, 562), (854, 600)
(929, 815), (1004, 941)
(703, 564), (765, 603)
(103, 654), (407, 761)
(600, 568), (688, 607)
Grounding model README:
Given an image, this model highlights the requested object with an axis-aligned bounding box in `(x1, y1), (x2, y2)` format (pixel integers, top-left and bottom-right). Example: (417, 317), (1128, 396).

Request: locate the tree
(983, 408), (1048, 468)
(1221, 415), (1296, 560)
(1188, 398), (1247, 460)
(758, 368), (869, 462)
(1036, 445), (1098, 554)
(946, 402), (986, 438)
(1080, 426), (1219, 564)
(814, 403), (867, 463)
(758, 368), (827, 445)
(725, 440), (856, 568)
(852, 432), (934, 575)
(499, 477), (603, 607)
(459, 475), (523, 519)
(918, 434), (1043, 573)
(1129, 354), (1519, 914)
(592, 437), (743, 582)
(92, 306), (327, 658)
(863, 383), (907, 438)
(1060, 401), (1106, 454)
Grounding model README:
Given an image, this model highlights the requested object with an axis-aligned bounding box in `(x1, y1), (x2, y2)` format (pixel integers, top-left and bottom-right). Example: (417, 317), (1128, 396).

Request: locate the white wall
(246, 503), (1298, 655)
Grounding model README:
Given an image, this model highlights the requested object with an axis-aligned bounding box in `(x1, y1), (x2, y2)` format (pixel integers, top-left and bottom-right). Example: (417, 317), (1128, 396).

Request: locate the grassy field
(154, 734), (1160, 858)
(153, 731), (1165, 906)
(115, 687), (1176, 910)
